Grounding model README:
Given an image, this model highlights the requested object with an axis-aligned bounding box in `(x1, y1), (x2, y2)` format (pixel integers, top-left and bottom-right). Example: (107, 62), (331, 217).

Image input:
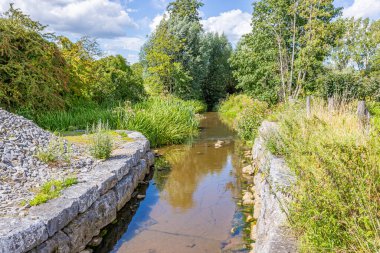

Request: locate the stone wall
(251, 121), (298, 253)
(0, 131), (154, 253)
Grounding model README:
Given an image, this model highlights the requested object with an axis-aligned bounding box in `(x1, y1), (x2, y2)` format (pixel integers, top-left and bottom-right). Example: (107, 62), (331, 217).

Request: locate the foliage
(218, 94), (268, 141)
(201, 33), (234, 109)
(28, 100), (118, 131)
(265, 100), (380, 252)
(89, 121), (113, 159)
(30, 177), (78, 206)
(141, 0), (234, 107)
(232, 0), (341, 102)
(36, 138), (72, 164)
(0, 5), (68, 111)
(115, 96), (200, 147)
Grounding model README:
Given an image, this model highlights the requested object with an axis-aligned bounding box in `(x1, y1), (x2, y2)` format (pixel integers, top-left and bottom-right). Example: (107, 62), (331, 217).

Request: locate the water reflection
(99, 112), (248, 253)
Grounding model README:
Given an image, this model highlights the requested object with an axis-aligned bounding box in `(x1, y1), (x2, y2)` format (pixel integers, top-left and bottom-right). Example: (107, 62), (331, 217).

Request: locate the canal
(95, 112), (250, 253)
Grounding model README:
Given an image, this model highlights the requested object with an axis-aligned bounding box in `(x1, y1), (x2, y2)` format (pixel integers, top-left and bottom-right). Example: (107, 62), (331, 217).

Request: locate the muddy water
(99, 112), (249, 253)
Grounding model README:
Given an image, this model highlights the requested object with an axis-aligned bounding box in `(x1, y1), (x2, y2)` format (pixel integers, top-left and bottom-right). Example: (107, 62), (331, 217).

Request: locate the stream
(94, 112), (250, 253)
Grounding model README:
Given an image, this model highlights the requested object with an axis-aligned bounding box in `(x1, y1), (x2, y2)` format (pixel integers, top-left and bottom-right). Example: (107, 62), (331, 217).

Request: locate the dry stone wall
(0, 131), (154, 253)
(251, 121), (298, 253)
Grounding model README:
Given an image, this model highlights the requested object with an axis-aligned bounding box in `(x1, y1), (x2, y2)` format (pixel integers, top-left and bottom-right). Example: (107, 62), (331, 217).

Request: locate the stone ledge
(251, 121), (297, 253)
(0, 131), (154, 253)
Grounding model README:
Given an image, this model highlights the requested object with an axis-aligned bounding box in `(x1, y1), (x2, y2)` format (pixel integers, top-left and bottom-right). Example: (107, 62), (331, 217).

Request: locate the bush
(218, 94), (268, 141)
(89, 121), (113, 159)
(265, 100), (380, 252)
(30, 177), (78, 206)
(115, 96), (200, 147)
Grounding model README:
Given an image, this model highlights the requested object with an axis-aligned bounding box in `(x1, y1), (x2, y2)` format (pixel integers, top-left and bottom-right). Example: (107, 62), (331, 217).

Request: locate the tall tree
(232, 0), (341, 102)
(201, 33), (234, 109)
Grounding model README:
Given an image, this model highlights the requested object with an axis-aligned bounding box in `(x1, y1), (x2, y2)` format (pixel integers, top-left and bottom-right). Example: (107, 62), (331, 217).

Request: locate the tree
(232, 0), (341, 103)
(201, 33), (234, 109)
(0, 4), (68, 111)
(92, 55), (146, 103)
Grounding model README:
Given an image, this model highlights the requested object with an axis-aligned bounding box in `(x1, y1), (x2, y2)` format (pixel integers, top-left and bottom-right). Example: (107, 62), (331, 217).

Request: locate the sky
(0, 0), (379, 63)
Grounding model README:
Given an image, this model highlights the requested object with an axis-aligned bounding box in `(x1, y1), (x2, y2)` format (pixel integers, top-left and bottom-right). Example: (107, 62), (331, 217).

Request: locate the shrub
(36, 138), (72, 164)
(89, 121), (113, 159)
(30, 177), (78, 206)
(115, 96), (200, 147)
(219, 94), (268, 141)
(265, 100), (380, 252)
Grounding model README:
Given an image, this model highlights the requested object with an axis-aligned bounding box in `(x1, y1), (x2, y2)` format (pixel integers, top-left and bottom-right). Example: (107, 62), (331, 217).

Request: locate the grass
(26, 96), (202, 148)
(115, 96), (200, 147)
(30, 177), (78, 206)
(36, 138), (72, 164)
(218, 94), (268, 142)
(88, 121), (113, 159)
(265, 99), (380, 252)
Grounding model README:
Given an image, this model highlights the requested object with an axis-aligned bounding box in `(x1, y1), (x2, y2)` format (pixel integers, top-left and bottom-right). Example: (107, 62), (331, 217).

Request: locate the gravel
(0, 109), (97, 217)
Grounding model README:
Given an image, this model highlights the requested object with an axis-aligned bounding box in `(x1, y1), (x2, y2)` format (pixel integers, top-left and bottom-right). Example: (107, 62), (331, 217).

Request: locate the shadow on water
(94, 112), (250, 253)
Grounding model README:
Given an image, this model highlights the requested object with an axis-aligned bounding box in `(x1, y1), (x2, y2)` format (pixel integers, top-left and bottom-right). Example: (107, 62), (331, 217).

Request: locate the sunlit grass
(265, 99), (380, 252)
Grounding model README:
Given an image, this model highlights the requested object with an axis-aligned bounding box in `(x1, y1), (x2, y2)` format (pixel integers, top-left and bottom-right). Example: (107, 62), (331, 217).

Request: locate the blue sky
(0, 0), (379, 63)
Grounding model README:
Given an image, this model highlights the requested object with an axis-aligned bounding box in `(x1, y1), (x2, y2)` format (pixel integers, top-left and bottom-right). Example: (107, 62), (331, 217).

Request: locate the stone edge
(251, 121), (298, 253)
(0, 131), (154, 253)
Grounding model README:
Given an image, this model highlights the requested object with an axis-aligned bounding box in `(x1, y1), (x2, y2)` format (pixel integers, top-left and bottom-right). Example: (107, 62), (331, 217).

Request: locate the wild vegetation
(266, 100), (380, 252)
(29, 177), (78, 206)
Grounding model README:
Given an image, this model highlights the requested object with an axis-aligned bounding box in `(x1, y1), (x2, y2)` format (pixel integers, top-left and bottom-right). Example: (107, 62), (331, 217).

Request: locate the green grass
(265, 100), (380, 252)
(115, 96), (200, 147)
(25, 100), (118, 132)
(89, 121), (113, 159)
(218, 94), (268, 142)
(30, 177), (78, 206)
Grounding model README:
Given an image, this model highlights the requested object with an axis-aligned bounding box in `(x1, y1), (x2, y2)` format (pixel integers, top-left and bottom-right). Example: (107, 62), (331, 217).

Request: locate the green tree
(92, 55), (146, 103)
(201, 33), (234, 109)
(232, 0), (341, 103)
(0, 4), (68, 111)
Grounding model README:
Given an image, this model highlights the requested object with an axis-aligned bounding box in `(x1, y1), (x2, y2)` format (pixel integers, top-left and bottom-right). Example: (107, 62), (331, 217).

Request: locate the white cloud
(0, 0), (137, 38)
(202, 9), (251, 45)
(151, 0), (169, 9)
(149, 12), (169, 31)
(343, 0), (380, 19)
(100, 37), (146, 52)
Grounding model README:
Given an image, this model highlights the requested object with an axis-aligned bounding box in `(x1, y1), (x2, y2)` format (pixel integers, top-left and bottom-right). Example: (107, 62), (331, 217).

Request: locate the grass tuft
(30, 177), (78, 206)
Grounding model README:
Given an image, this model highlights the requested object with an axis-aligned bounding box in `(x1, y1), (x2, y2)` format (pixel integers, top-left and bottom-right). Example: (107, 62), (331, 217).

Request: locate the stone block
(61, 183), (99, 213)
(63, 190), (117, 253)
(0, 217), (48, 253)
(29, 198), (79, 237)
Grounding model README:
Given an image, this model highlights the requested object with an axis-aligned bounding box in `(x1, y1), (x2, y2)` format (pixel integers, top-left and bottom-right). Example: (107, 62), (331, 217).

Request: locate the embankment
(251, 121), (297, 253)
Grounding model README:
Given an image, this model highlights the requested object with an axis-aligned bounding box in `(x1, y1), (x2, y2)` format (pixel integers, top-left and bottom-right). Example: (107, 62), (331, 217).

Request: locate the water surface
(98, 112), (248, 253)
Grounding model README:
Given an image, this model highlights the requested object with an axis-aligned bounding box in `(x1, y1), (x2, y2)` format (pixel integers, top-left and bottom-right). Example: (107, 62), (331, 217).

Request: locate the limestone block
(61, 183), (99, 213)
(0, 217), (48, 253)
(29, 198), (79, 237)
(63, 190), (117, 253)
(30, 231), (71, 253)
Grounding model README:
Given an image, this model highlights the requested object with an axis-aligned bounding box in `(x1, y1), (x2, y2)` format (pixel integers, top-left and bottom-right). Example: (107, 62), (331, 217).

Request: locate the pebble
(0, 109), (95, 217)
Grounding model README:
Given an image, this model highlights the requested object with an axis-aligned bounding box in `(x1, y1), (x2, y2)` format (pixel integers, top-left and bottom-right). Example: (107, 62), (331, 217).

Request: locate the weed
(89, 121), (113, 159)
(29, 177), (78, 206)
(265, 99), (380, 252)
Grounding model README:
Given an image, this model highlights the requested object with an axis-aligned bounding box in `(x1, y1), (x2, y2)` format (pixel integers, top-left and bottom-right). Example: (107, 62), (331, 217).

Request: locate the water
(95, 112), (250, 253)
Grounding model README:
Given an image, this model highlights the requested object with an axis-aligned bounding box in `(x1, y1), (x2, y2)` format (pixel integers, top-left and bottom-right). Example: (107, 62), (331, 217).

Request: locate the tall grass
(218, 94), (268, 142)
(266, 99), (380, 253)
(115, 96), (200, 147)
(27, 101), (118, 131)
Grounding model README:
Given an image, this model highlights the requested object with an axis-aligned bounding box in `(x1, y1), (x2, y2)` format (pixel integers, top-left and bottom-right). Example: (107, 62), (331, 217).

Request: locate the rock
(87, 236), (103, 247)
(242, 165), (254, 175)
(242, 191), (254, 205)
(79, 249), (93, 253)
(0, 217), (48, 253)
(214, 140), (224, 149)
(137, 194), (145, 199)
